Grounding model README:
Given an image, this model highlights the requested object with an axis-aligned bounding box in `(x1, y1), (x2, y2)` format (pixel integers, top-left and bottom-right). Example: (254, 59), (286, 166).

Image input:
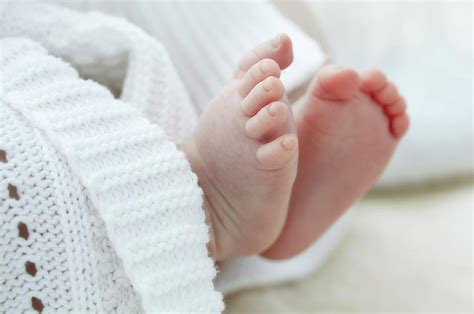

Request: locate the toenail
(260, 60), (271, 74)
(268, 103), (279, 116)
(263, 79), (273, 92)
(281, 137), (295, 150)
(271, 34), (281, 49)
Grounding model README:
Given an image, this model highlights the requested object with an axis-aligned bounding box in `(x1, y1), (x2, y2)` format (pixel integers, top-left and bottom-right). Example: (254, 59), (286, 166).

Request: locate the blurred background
(3, 0), (470, 312)
(225, 1), (472, 313)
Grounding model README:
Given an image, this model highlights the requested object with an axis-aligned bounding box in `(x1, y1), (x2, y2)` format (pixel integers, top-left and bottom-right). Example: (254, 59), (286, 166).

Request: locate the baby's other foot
(263, 65), (409, 259)
(183, 35), (298, 261)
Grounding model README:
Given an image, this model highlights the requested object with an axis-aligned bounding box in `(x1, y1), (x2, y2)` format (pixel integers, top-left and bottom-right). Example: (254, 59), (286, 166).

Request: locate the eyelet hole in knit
(25, 261), (37, 276)
(8, 183), (19, 200)
(31, 297), (44, 313)
(18, 222), (29, 240)
(0, 149), (6, 162)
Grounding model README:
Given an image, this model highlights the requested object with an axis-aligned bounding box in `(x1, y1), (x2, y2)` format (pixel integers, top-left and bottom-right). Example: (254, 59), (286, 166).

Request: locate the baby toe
(360, 69), (388, 93)
(234, 33), (293, 79)
(245, 101), (288, 140)
(256, 134), (298, 171)
(239, 59), (281, 98)
(385, 97), (407, 116)
(311, 65), (360, 101)
(391, 114), (410, 139)
(241, 76), (285, 116)
(373, 82), (400, 105)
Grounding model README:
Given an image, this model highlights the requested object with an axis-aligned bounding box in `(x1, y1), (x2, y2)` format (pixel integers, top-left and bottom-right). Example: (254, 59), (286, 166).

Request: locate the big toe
(360, 69), (388, 93)
(310, 65), (361, 101)
(234, 33), (293, 79)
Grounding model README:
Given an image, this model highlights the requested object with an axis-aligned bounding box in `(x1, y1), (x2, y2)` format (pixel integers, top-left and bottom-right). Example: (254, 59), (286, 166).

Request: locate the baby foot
(263, 65), (409, 259)
(182, 35), (298, 261)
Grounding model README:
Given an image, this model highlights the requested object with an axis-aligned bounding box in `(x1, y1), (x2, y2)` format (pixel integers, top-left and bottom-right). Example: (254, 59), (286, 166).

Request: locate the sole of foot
(184, 34), (299, 261)
(262, 65), (409, 259)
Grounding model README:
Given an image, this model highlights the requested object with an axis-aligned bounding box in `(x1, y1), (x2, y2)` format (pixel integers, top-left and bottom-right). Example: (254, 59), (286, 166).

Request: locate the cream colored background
(226, 183), (472, 313)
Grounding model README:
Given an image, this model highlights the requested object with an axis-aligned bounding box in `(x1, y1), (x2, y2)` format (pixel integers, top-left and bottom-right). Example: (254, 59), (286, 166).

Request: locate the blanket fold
(0, 1), (223, 312)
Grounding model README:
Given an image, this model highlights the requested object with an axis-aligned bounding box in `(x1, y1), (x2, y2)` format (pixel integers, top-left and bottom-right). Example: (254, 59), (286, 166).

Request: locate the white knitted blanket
(0, 1), (223, 312)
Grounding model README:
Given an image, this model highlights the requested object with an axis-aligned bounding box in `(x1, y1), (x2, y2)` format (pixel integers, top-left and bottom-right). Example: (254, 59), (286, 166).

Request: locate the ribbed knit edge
(1, 38), (224, 313)
(1, 0), (199, 143)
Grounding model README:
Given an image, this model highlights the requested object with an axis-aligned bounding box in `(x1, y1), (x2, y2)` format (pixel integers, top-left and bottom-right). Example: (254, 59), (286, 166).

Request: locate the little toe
(242, 76), (285, 116)
(256, 134), (298, 171)
(373, 82), (400, 105)
(360, 69), (388, 93)
(385, 97), (407, 116)
(310, 65), (361, 101)
(239, 59), (281, 97)
(234, 33), (293, 79)
(246, 101), (288, 140)
(391, 114), (410, 139)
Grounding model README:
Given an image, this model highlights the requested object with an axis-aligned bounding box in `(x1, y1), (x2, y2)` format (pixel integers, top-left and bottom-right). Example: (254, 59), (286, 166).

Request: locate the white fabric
(215, 211), (352, 294)
(0, 1), (223, 312)
(70, 0), (327, 113)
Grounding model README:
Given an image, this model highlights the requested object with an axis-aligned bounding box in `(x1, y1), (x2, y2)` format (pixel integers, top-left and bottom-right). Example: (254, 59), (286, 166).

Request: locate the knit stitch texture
(0, 1), (223, 312)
